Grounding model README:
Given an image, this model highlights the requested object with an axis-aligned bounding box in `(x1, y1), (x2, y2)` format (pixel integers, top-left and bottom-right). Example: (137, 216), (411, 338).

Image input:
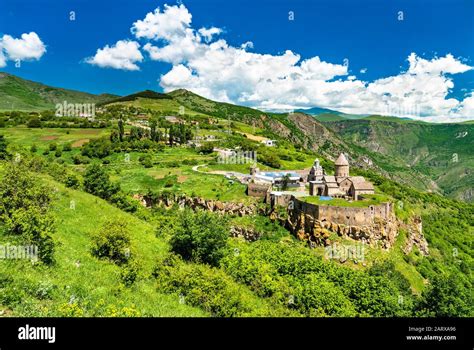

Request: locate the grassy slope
(0, 72), (117, 111)
(0, 173), (207, 316)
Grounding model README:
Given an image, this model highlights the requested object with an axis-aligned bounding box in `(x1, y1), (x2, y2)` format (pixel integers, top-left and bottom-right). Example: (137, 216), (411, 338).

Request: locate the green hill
(0, 72), (118, 111)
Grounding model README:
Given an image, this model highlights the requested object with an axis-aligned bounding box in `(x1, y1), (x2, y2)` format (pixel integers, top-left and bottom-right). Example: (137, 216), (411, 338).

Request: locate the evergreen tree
(118, 118), (124, 142)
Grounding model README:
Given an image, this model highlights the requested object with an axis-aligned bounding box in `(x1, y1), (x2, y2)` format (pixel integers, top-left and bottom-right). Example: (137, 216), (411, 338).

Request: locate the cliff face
(285, 198), (429, 254)
(287, 210), (399, 250)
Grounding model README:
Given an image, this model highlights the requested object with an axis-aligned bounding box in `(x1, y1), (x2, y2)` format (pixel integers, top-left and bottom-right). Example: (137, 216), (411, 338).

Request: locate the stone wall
(287, 196), (399, 249)
(247, 182), (271, 198)
(291, 198), (394, 226)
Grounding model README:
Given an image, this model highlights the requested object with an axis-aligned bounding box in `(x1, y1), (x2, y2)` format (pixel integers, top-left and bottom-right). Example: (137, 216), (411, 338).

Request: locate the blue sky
(0, 0), (473, 121)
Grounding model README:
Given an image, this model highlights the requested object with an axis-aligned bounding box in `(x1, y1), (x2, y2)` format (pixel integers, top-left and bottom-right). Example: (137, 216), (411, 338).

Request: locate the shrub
(65, 174), (81, 189)
(27, 117), (41, 128)
(120, 259), (140, 286)
(170, 210), (229, 267)
(83, 163), (119, 200)
(153, 254), (287, 317)
(139, 155), (153, 168)
(198, 142), (215, 154)
(73, 155), (90, 164)
(416, 272), (472, 317)
(91, 219), (132, 265)
(0, 135), (8, 159)
(0, 163), (56, 264)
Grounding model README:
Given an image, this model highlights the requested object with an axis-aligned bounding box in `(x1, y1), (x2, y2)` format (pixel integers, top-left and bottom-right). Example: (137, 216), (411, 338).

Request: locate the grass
(302, 194), (391, 207)
(0, 173), (207, 317)
(0, 126), (109, 150)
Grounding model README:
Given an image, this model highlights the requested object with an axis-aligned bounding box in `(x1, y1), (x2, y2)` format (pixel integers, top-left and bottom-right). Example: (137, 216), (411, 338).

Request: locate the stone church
(308, 153), (375, 200)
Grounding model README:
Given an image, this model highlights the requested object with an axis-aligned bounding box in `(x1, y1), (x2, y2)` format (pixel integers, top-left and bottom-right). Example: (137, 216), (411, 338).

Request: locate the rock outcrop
(230, 226), (262, 242)
(134, 193), (261, 217)
(287, 211), (399, 250)
(402, 216), (429, 256)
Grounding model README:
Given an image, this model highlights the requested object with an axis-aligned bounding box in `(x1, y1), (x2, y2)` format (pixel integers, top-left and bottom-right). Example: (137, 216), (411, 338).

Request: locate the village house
(248, 163), (302, 189)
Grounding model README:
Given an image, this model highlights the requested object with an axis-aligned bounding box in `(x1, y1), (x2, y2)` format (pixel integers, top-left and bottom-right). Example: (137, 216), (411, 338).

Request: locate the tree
(27, 117), (41, 128)
(417, 272), (472, 316)
(0, 135), (8, 160)
(118, 118), (124, 142)
(150, 119), (158, 142)
(83, 163), (119, 200)
(281, 174), (290, 190)
(170, 210), (229, 266)
(169, 125), (174, 146)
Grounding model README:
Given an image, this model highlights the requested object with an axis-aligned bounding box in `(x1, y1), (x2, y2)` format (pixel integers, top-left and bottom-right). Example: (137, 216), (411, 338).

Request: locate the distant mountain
(323, 118), (474, 202)
(0, 72), (119, 111)
(294, 106), (344, 115)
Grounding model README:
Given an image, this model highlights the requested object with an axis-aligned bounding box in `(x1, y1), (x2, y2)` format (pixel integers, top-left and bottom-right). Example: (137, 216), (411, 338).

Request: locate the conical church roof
(335, 153), (349, 166)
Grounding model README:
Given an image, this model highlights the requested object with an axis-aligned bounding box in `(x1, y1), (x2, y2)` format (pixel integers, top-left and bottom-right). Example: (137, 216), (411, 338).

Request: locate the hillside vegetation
(324, 119), (474, 202)
(0, 72), (117, 111)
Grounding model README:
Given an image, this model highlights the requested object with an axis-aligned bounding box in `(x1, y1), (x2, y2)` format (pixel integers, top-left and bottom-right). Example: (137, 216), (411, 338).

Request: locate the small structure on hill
(261, 139), (277, 147)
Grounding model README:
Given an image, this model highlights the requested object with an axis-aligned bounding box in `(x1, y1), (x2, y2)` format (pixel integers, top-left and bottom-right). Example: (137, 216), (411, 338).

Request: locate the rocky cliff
(134, 193), (262, 217)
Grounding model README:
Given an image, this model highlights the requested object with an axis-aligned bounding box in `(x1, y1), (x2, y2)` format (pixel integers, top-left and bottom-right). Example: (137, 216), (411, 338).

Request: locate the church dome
(335, 153), (349, 166)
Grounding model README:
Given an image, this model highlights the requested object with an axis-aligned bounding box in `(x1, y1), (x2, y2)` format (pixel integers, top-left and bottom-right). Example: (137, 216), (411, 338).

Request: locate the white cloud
(86, 40), (143, 71)
(407, 53), (471, 75)
(241, 41), (254, 50)
(131, 4), (192, 41)
(0, 44), (6, 68)
(0, 32), (46, 66)
(198, 27), (222, 42)
(86, 3), (474, 122)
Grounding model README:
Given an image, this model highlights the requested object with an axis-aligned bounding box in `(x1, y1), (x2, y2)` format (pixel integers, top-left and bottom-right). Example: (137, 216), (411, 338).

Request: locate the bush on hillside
(170, 210), (229, 267)
(91, 219), (132, 265)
